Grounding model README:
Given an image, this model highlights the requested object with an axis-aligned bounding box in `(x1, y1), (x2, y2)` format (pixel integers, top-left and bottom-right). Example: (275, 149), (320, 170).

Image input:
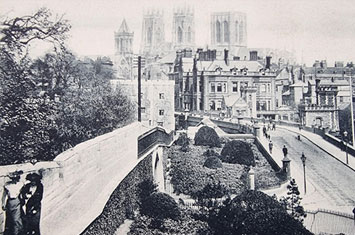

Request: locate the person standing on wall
(21, 173), (43, 235)
(282, 145), (288, 157)
(2, 170), (24, 235)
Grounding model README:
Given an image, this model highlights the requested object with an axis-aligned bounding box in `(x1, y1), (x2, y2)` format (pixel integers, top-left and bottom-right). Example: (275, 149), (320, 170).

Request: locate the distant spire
(118, 19), (130, 33)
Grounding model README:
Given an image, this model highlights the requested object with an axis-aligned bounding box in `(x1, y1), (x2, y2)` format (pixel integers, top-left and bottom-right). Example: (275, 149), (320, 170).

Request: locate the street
(271, 128), (355, 212)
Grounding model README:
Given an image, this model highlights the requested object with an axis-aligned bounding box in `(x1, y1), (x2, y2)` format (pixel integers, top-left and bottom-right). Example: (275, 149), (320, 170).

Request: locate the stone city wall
(0, 122), (144, 235)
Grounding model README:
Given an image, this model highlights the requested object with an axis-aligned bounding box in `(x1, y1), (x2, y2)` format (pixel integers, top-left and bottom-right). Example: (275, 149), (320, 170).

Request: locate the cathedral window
(178, 26), (183, 43)
(187, 26), (192, 43)
(156, 28), (162, 43)
(232, 82), (238, 92)
(147, 27), (152, 44)
(239, 22), (244, 43)
(217, 83), (222, 92)
(216, 20), (221, 43)
(235, 21), (239, 43)
(223, 21), (229, 42)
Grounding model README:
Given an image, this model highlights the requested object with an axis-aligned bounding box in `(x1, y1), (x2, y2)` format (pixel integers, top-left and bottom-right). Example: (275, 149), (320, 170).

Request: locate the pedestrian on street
(273, 123), (276, 131)
(263, 125), (266, 137)
(269, 140), (273, 154)
(282, 145), (288, 157)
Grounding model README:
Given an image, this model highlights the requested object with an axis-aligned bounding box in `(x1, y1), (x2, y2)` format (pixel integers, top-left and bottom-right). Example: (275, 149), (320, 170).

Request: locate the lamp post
(301, 152), (306, 194)
(344, 131), (349, 164)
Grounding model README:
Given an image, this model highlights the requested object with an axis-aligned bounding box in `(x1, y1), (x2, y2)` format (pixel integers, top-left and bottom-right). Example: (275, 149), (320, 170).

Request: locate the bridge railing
(138, 127), (175, 157)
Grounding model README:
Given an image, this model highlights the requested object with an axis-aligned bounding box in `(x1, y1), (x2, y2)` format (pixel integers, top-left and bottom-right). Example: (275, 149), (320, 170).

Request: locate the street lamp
(344, 131), (349, 165)
(300, 152), (307, 194)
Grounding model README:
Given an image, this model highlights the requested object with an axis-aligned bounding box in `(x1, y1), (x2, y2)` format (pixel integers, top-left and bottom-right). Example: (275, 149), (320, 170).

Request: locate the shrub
(203, 149), (220, 157)
(220, 140), (255, 166)
(194, 126), (221, 147)
(176, 132), (190, 152)
(203, 156), (223, 169)
(209, 190), (312, 235)
(137, 179), (158, 204)
(140, 192), (181, 222)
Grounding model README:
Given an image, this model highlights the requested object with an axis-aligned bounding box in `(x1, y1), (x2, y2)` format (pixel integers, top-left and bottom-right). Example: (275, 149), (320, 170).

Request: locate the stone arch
(152, 148), (164, 191)
(223, 20), (229, 42)
(178, 26), (183, 43)
(216, 20), (221, 43)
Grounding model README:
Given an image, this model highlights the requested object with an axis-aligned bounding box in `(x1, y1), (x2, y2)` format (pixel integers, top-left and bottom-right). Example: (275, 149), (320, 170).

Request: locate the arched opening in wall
(223, 21), (229, 43)
(216, 20), (221, 43)
(239, 22), (244, 44)
(235, 21), (239, 43)
(147, 27), (152, 44)
(187, 26), (192, 43)
(178, 26), (183, 43)
(153, 152), (164, 191)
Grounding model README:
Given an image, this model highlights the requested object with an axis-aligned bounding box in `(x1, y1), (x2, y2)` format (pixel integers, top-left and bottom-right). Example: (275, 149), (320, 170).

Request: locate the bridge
(0, 116), (354, 235)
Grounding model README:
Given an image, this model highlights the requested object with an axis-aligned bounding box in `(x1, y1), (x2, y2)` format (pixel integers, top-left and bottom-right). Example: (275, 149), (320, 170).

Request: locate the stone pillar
(282, 156), (291, 179)
(253, 126), (260, 138)
(248, 168), (255, 190)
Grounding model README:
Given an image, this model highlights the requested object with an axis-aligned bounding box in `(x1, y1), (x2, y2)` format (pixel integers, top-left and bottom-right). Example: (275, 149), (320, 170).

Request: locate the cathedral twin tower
(115, 7), (247, 58)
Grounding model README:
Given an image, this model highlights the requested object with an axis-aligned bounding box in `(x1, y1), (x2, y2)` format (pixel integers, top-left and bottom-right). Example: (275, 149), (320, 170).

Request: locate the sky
(1, 0), (355, 66)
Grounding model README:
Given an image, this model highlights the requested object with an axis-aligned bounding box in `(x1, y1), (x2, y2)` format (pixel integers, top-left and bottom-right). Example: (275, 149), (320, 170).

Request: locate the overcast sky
(1, 0), (355, 66)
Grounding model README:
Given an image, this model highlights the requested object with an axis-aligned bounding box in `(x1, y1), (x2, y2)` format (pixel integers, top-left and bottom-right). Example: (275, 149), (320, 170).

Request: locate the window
(235, 21), (239, 43)
(210, 101), (216, 110)
(339, 96), (344, 103)
(210, 83), (216, 92)
(159, 109), (164, 116)
(217, 83), (222, 92)
(223, 21), (229, 42)
(216, 100), (222, 110)
(147, 27), (152, 44)
(159, 93), (164, 99)
(157, 122), (163, 127)
(178, 26), (183, 43)
(141, 107), (146, 113)
(187, 27), (192, 42)
(232, 82), (238, 92)
(216, 21), (221, 43)
(267, 84), (271, 93)
(260, 84), (266, 93)
(223, 83), (227, 92)
(239, 22), (244, 43)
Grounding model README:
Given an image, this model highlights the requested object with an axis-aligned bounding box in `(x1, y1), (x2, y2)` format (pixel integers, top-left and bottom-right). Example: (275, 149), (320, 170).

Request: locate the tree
(0, 8), (71, 164)
(0, 9), (135, 165)
(209, 190), (312, 235)
(194, 126), (221, 147)
(191, 181), (229, 218)
(220, 140), (255, 166)
(280, 179), (307, 223)
(140, 192), (181, 228)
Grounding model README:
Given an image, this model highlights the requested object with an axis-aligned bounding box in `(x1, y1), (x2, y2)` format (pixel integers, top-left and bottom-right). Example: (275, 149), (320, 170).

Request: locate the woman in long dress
(21, 173), (43, 235)
(1, 171), (24, 235)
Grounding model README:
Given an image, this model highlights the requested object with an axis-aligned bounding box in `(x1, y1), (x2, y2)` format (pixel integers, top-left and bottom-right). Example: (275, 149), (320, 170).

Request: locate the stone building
(210, 11), (247, 58)
(170, 49), (277, 119)
(299, 80), (340, 131)
(114, 19), (134, 79)
(111, 79), (175, 131)
(172, 6), (195, 51)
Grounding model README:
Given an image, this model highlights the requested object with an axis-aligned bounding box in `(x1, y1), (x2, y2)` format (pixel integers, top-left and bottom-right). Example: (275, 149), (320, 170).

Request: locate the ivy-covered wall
(81, 154), (153, 235)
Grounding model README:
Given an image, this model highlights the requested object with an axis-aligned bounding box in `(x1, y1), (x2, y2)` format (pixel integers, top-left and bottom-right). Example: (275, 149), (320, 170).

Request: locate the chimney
(266, 56), (272, 69)
(250, 51), (258, 61)
(313, 60), (321, 68)
(224, 49), (229, 65)
(320, 60), (327, 68)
